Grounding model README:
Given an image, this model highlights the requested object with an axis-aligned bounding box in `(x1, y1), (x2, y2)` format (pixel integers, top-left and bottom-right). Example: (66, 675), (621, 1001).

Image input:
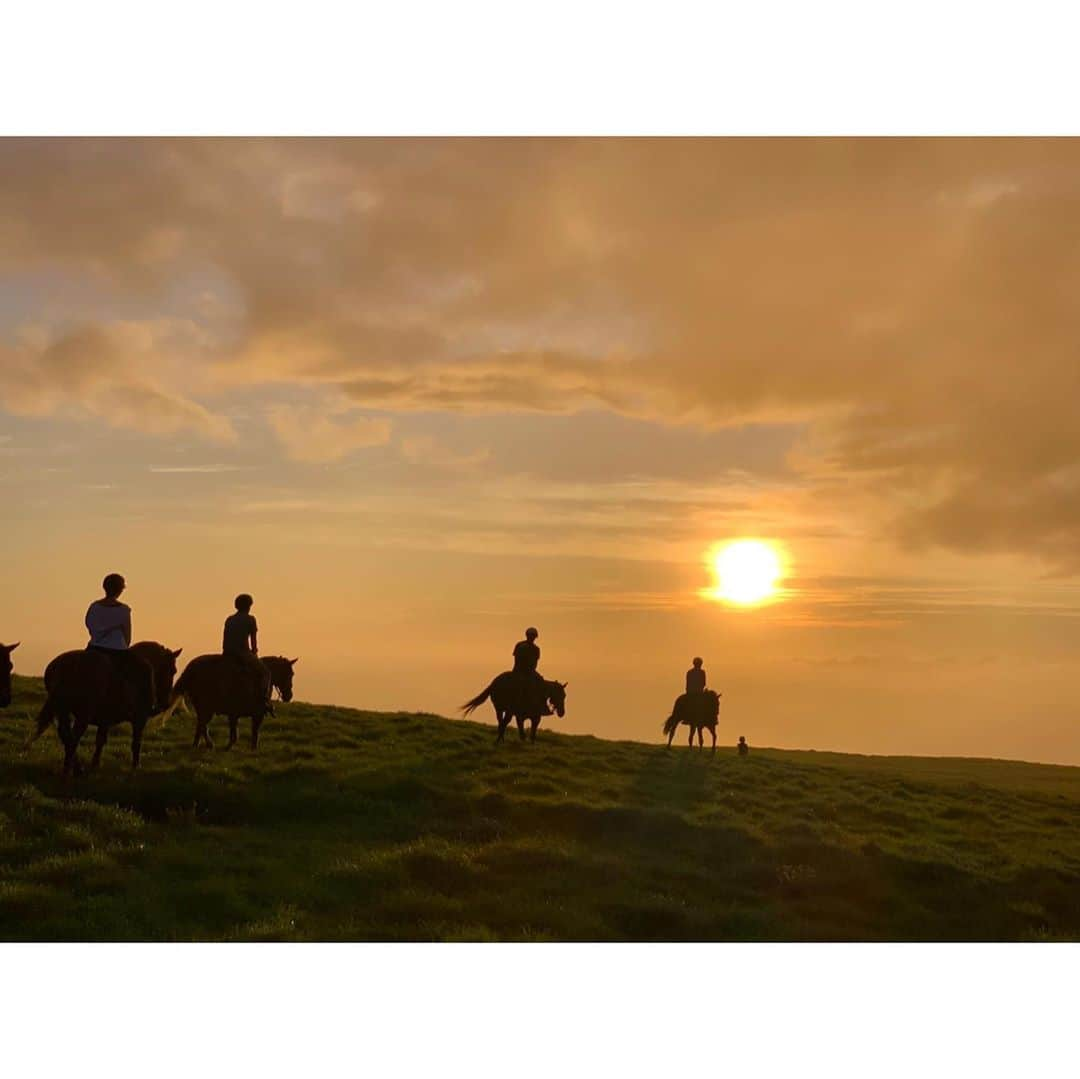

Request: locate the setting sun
(705, 540), (784, 606)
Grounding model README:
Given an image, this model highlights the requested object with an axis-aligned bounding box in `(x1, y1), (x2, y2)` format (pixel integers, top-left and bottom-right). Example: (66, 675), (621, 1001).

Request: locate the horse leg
(496, 712), (509, 744)
(226, 715), (238, 749)
(68, 715), (89, 777)
(131, 718), (147, 770)
(90, 724), (108, 770)
(56, 710), (75, 776)
(530, 716), (539, 743)
(710, 726), (716, 753)
(516, 715), (526, 741)
(687, 725), (694, 747)
(194, 707), (214, 749)
(251, 713), (264, 751)
(698, 727), (704, 748)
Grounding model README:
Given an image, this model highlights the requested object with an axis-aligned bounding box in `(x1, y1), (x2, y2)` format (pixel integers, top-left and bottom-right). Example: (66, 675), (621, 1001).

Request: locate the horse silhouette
(0, 642), (19, 708)
(461, 672), (567, 743)
(663, 690), (721, 751)
(30, 641), (182, 774)
(160, 654), (297, 750)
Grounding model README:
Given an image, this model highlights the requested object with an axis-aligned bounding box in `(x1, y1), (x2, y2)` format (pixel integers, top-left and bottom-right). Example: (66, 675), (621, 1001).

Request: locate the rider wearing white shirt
(86, 591), (132, 650)
(85, 573), (153, 716)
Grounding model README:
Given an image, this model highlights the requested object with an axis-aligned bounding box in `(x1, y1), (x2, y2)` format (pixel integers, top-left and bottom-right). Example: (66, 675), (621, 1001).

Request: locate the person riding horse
(222, 593), (273, 717)
(513, 627), (548, 716)
(686, 656), (707, 694)
(664, 655), (721, 749)
(85, 573), (154, 719)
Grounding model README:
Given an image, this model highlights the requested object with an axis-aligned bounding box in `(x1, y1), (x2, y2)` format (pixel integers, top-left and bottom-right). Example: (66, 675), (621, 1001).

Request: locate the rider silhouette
(686, 656), (707, 694)
(85, 573), (154, 717)
(223, 593), (272, 715)
(513, 627), (541, 676)
(513, 627), (547, 712)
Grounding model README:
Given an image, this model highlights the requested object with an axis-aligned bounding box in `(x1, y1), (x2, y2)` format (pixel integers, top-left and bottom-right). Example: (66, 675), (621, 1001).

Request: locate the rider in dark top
(513, 627), (541, 675)
(223, 593), (272, 714)
(513, 627), (547, 712)
(686, 656), (707, 694)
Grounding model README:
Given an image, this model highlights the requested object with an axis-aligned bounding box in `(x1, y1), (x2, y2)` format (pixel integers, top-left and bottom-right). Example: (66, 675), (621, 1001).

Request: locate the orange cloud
(3, 138), (1080, 568)
(267, 404), (392, 462)
(0, 323), (234, 441)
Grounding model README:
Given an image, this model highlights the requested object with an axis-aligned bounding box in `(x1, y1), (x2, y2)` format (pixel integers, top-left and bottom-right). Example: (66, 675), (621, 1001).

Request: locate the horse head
(545, 679), (567, 718)
(265, 656), (298, 702)
(131, 641), (183, 714)
(0, 642), (18, 708)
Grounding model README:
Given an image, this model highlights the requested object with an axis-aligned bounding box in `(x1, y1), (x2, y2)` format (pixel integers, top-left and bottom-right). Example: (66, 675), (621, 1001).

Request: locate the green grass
(3, 672), (1080, 940)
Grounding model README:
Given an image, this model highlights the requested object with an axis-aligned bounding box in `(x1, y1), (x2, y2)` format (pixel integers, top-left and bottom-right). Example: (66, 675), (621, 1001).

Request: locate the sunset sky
(4, 138), (1080, 761)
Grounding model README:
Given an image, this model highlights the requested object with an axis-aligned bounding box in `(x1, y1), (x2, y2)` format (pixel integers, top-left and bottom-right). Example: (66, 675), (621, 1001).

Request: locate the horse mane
(131, 640), (172, 660)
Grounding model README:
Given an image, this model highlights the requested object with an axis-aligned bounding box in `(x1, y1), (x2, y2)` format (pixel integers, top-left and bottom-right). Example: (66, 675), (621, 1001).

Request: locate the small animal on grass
(663, 689), (722, 752)
(29, 641), (182, 774)
(461, 671), (567, 743)
(0, 641), (19, 708)
(738, 735), (749, 756)
(160, 653), (297, 750)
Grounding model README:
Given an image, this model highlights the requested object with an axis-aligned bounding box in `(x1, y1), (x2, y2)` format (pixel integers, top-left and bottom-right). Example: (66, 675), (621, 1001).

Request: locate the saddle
(512, 670), (549, 715)
(673, 690), (716, 725)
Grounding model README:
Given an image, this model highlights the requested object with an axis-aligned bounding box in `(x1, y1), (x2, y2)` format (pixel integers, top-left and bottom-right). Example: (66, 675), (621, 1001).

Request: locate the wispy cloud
(267, 404), (392, 463)
(148, 464), (248, 474)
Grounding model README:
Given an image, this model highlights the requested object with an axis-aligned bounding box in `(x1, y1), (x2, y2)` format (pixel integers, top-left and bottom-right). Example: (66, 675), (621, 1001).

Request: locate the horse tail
(461, 681), (495, 716)
(158, 676), (189, 728)
(663, 713), (679, 737)
(25, 697), (56, 747)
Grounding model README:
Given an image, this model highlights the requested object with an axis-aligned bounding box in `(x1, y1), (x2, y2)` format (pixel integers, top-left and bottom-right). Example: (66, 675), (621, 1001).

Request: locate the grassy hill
(3, 673), (1080, 941)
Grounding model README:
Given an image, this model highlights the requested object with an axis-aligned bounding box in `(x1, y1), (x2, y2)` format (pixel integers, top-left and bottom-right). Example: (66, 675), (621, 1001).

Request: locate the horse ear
(172, 647), (183, 658)
(560, 681), (567, 688)
(8, 642), (18, 652)
(288, 657), (299, 666)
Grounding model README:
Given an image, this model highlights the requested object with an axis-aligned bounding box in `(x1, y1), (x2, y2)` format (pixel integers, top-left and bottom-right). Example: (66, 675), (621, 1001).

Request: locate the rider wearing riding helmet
(513, 627), (541, 676)
(686, 656), (707, 694)
(222, 593), (273, 715)
(513, 627), (548, 711)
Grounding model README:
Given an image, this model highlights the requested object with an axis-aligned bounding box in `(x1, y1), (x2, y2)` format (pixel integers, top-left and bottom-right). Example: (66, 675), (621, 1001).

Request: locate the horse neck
(132, 641), (165, 664)
(263, 656), (285, 687)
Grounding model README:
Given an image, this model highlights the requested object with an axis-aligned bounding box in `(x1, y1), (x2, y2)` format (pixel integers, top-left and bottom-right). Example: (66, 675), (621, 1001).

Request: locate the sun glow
(704, 539), (785, 606)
